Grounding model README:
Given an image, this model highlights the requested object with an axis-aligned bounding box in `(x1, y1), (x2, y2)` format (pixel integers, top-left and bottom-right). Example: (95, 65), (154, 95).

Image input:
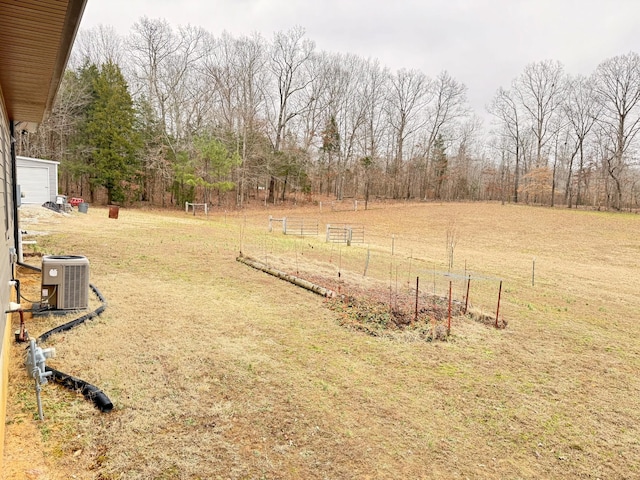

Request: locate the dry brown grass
(3, 201), (640, 479)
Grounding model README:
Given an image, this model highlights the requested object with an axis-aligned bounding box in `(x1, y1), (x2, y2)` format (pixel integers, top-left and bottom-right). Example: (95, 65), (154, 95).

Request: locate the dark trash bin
(78, 203), (89, 214)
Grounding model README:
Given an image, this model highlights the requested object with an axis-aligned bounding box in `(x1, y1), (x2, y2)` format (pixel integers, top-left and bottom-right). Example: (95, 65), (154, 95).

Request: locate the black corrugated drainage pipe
(45, 366), (113, 412)
(37, 284), (107, 343)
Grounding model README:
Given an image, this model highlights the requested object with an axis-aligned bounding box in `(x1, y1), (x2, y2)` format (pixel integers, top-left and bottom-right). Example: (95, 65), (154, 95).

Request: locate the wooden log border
(236, 254), (336, 298)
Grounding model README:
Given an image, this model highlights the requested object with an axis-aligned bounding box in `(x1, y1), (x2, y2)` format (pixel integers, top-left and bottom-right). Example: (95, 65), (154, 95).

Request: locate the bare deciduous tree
(593, 52), (640, 210)
(419, 71), (468, 199)
(266, 26), (315, 202)
(70, 25), (125, 69)
(489, 87), (523, 202)
(386, 69), (430, 198)
(514, 60), (566, 169)
(563, 75), (600, 207)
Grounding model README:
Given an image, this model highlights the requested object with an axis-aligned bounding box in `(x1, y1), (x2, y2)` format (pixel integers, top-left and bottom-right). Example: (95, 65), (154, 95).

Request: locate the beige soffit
(0, 0), (87, 123)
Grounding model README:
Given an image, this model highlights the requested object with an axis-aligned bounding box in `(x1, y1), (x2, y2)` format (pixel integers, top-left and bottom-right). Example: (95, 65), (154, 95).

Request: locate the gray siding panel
(0, 107), (15, 373)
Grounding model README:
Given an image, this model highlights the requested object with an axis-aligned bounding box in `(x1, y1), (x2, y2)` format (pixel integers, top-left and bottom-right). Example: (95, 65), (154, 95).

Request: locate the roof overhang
(17, 155), (60, 166)
(0, 0), (87, 123)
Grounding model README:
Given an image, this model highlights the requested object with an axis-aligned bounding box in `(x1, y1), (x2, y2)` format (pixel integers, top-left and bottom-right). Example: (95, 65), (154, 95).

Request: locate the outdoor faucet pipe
(9, 278), (20, 306)
(16, 309), (27, 342)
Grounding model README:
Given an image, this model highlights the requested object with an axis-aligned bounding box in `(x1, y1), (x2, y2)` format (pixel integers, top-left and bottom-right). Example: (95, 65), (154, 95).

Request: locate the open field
(3, 201), (640, 479)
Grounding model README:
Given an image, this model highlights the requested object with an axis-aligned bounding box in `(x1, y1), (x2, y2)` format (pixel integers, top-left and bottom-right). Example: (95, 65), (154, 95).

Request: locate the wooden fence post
(464, 276), (470, 314)
(495, 280), (503, 328)
(414, 277), (419, 323)
(447, 281), (452, 335)
(532, 257), (536, 287)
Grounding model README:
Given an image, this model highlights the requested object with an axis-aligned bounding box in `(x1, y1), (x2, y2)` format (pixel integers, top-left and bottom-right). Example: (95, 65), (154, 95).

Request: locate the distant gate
(283, 217), (319, 236)
(326, 224), (365, 245)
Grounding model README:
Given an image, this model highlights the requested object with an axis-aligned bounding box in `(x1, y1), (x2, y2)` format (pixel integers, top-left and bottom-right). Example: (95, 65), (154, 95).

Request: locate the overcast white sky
(79, 0), (640, 115)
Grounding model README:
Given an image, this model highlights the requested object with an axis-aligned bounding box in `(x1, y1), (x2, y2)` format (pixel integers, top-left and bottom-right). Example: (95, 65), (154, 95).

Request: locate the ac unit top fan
(40, 255), (90, 311)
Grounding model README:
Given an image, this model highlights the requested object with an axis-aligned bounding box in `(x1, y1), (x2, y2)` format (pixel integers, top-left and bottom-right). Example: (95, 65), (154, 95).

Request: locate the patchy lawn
(4, 201), (640, 479)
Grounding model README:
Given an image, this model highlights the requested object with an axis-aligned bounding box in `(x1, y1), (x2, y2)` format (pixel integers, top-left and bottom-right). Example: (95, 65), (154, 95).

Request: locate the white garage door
(19, 166), (50, 204)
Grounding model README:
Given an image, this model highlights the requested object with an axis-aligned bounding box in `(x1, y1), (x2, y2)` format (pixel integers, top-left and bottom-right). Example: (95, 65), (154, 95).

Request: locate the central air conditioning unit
(41, 255), (90, 310)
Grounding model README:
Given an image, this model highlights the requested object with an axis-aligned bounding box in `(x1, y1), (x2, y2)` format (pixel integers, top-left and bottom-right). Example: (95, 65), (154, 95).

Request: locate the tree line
(15, 19), (640, 211)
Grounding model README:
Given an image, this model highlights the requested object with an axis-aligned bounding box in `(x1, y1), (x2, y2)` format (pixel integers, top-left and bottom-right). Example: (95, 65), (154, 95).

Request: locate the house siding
(0, 88), (16, 464)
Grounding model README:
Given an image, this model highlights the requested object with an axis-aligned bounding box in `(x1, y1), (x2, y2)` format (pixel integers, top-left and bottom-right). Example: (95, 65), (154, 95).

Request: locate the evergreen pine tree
(83, 61), (140, 204)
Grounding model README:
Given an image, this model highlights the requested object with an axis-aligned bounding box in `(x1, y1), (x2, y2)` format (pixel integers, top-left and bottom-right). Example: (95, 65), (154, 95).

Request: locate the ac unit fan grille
(63, 264), (88, 309)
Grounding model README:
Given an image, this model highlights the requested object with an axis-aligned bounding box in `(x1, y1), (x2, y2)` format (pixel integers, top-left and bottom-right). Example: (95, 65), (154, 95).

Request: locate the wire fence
(240, 218), (506, 332)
